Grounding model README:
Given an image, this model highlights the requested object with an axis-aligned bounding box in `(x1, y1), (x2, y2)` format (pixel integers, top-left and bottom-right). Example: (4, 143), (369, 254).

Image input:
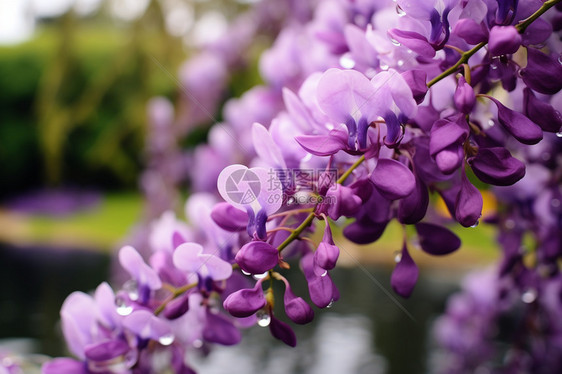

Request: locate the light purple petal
(42, 358), (87, 374)
(371, 158), (416, 200)
(295, 131), (348, 156)
(387, 29), (435, 58)
(123, 310), (173, 341)
(119, 246), (162, 290)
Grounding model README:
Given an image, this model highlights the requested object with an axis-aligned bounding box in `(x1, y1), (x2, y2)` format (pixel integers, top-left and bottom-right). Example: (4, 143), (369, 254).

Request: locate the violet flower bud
(235, 241), (279, 274)
(488, 26), (521, 56)
(371, 158), (416, 200)
(523, 88), (562, 133)
(210, 202), (248, 232)
(269, 315), (296, 347)
(454, 76), (475, 114)
(468, 147), (525, 186)
(452, 18), (488, 45)
(415, 223), (461, 255)
(284, 285), (314, 325)
(324, 185), (361, 220)
(455, 172), (483, 227)
(203, 310), (242, 346)
(223, 281), (266, 318)
(520, 48), (562, 95)
(486, 96), (543, 145)
(163, 293), (190, 320)
(301, 253), (339, 308)
(391, 243), (419, 298)
(314, 222), (339, 271)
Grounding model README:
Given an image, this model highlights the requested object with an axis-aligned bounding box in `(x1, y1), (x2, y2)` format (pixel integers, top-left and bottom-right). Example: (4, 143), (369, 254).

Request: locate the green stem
(427, 0), (561, 88)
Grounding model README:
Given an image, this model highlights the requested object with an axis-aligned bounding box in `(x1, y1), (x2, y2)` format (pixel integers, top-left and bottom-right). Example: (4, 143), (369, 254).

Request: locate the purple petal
(163, 293), (190, 320)
(521, 18), (552, 46)
(84, 340), (130, 362)
(211, 203), (249, 232)
(398, 175), (429, 224)
(488, 26), (521, 56)
(325, 185), (361, 219)
(434, 144), (465, 175)
(284, 286), (314, 325)
(223, 283), (266, 318)
(415, 223), (461, 255)
(468, 147), (525, 186)
(235, 241), (279, 274)
(429, 116), (469, 157)
(42, 358), (87, 374)
(119, 246), (162, 290)
(203, 311), (241, 346)
(295, 131), (347, 156)
(371, 158), (416, 200)
(455, 173), (483, 227)
(523, 88), (562, 133)
(452, 18), (488, 45)
(123, 310), (173, 342)
(487, 96), (543, 145)
(400, 70), (428, 104)
(454, 76), (475, 114)
(269, 316), (297, 347)
(520, 48), (562, 95)
(60, 292), (96, 360)
(301, 254), (338, 308)
(343, 219), (388, 245)
(314, 223), (339, 271)
(387, 29), (435, 58)
(391, 244), (419, 298)
(252, 122), (286, 169)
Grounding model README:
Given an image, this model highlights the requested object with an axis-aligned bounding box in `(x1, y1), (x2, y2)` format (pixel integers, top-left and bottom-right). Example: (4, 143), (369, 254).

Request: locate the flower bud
(284, 287), (314, 324)
(468, 147), (525, 186)
(452, 18), (488, 45)
(269, 316), (296, 347)
(454, 76), (475, 114)
(455, 173), (483, 227)
(223, 282), (266, 318)
(163, 293), (190, 320)
(487, 96), (543, 145)
(210, 202), (248, 232)
(488, 26), (521, 56)
(235, 241), (279, 274)
(314, 223), (339, 271)
(391, 243), (419, 298)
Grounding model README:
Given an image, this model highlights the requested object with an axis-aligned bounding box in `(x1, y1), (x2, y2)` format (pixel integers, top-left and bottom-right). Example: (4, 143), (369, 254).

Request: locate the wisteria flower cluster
(44, 0), (562, 372)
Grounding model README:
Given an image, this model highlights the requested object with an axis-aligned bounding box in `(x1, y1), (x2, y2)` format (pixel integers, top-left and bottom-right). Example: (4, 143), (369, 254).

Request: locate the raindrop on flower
(123, 279), (139, 301)
(380, 63), (389, 71)
(287, 197), (296, 205)
(394, 251), (402, 263)
(241, 269), (251, 276)
(470, 220), (480, 228)
(556, 131), (562, 138)
(557, 54), (561, 65)
(521, 289), (537, 304)
(395, 4), (406, 16)
(115, 296), (133, 316)
(256, 310), (271, 327)
(193, 339), (203, 348)
(158, 333), (175, 346)
(390, 38), (401, 46)
(397, 60), (404, 67)
(253, 272), (268, 280)
(326, 299), (334, 309)
(487, 119), (495, 128)
(320, 270), (328, 277)
(339, 53), (356, 69)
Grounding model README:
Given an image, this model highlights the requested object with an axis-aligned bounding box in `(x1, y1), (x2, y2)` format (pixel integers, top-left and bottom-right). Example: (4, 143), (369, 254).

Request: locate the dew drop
(396, 4), (406, 16)
(256, 310), (271, 327)
(326, 299), (334, 309)
(241, 269), (251, 276)
(487, 119), (495, 127)
(123, 279), (139, 301)
(390, 38), (401, 46)
(380, 63), (389, 71)
(253, 272), (268, 280)
(394, 251), (402, 263)
(397, 59), (404, 67)
(287, 197), (296, 205)
(339, 53), (356, 69)
(115, 296), (133, 316)
(470, 220), (480, 228)
(193, 339), (203, 348)
(521, 289), (537, 304)
(558, 54), (562, 65)
(320, 270), (328, 277)
(556, 131), (562, 138)
(158, 333), (175, 346)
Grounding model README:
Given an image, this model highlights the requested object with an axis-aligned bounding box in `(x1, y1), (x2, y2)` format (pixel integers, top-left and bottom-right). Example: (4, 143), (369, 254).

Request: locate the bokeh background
(0, 1), (499, 373)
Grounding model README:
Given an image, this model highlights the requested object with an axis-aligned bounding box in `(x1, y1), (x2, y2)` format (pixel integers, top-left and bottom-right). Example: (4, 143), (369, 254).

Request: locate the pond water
(0, 243), (462, 374)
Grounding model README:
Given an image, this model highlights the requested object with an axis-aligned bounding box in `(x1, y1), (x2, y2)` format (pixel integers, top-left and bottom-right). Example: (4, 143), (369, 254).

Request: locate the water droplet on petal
(158, 333), (175, 346)
(115, 296), (133, 316)
(470, 220), (480, 228)
(380, 64), (389, 71)
(287, 197), (296, 205)
(556, 131), (562, 138)
(558, 54), (562, 65)
(253, 272), (268, 280)
(123, 279), (139, 301)
(320, 270), (328, 277)
(390, 38), (401, 46)
(397, 59), (404, 67)
(396, 4), (406, 16)
(394, 251), (402, 263)
(488, 119), (495, 127)
(521, 289), (537, 304)
(193, 339), (203, 348)
(339, 53), (356, 69)
(326, 299), (334, 309)
(256, 310), (271, 327)
(241, 269), (251, 276)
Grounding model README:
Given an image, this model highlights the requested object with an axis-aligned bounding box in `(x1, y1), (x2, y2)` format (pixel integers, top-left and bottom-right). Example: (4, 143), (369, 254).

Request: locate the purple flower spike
(523, 88), (562, 133)
(284, 286), (314, 325)
(454, 76), (475, 114)
(371, 159), (415, 200)
(223, 281), (266, 318)
(84, 340), (130, 362)
(455, 173), (483, 228)
(314, 222), (339, 271)
(452, 19), (488, 45)
(398, 175), (429, 225)
(203, 310), (241, 346)
(269, 316), (297, 347)
(387, 29), (435, 58)
(415, 223), (461, 256)
(401, 70), (428, 105)
(468, 147), (525, 186)
(487, 96), (543, 145)
(211, 202), (248, 232)
(391, 243), (419, 298)
(324, 185), (361, 220)
(123, 310), (173, 342)
(42, 358), (87, 374)
(488, 26), (521, 56)
(235, 241), (279, 274)
(520, 48), (562, 95)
